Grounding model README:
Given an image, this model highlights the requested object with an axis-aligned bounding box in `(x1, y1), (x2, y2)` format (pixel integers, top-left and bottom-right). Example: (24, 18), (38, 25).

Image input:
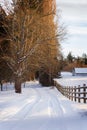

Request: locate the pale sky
(56, 0), (87, 57)
(1, 0), (87, 57)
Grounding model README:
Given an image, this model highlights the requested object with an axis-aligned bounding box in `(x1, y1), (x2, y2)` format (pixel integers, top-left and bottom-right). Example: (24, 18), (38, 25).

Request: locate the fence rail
(54, 80), (87, 103)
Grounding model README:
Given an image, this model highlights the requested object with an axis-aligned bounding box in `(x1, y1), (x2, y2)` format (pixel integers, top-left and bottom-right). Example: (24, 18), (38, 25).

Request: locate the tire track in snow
(34, 87), (68, 130)
(43, 88), (68, 130)
(24, 88), (50, 118)
(46, 89), (64, 117)
(9, 87), (51, 130)
(2, 88), (42, 130)
(19, 89), (42, 119)
(10, 88), (41, 120)
(0, 88), (39, 121)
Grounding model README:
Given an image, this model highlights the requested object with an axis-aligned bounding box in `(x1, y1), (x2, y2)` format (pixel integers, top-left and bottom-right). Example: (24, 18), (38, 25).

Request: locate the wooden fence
(54, 80), (87, 103)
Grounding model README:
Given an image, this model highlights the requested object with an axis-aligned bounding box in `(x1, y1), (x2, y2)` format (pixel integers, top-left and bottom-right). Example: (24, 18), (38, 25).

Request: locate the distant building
(72, 68), (87, 76)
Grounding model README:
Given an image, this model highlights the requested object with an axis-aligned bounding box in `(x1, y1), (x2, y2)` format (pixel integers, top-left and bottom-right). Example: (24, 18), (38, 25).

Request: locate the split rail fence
(54, 80), (87, 103)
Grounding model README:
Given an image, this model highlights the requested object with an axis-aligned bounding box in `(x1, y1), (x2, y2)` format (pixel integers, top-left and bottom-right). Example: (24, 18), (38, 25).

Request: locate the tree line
(60, 52), (87, 72)
(0, 0), (65, 93)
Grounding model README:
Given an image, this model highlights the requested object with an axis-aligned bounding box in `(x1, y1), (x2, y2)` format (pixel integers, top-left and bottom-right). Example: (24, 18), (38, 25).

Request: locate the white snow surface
(0, 81), (87, 130)
(54, 72), (87, 87)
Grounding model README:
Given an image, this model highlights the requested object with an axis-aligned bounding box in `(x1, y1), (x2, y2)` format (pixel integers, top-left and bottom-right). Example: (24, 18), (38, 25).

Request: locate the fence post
(74, 86), (76, 102)
(67, 87), (69, 98)
(83, 84), (86, 103)
(63, 87), (65, 96)
(66, 87), (68, 98)
(71, 87), (73, 101)
(78, 85), (80, 103)
(69, 87), (70, 99)
(61, 86), (63, 95)
(65, 87), (67, 97)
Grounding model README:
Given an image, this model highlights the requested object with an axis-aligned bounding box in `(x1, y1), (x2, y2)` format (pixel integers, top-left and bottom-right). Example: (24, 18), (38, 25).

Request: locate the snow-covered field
(54, 72), (87, 87)
(0, 81), (87, 130)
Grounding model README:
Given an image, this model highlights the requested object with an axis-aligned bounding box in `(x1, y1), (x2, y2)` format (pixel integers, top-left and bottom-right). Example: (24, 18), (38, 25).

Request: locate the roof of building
(74, 68), (87, 74)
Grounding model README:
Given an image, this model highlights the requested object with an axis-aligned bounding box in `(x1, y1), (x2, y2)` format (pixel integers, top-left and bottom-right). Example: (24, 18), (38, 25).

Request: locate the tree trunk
(0, 82), (3, 91)
(15, 77), (22, 93)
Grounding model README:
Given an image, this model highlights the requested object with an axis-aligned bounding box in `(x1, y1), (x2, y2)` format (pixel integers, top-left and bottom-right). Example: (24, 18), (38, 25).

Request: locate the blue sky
(56, 0), (87, 57)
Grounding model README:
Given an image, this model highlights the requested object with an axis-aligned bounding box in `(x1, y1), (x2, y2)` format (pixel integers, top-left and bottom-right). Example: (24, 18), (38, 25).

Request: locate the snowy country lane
(0, 82), (87, 130)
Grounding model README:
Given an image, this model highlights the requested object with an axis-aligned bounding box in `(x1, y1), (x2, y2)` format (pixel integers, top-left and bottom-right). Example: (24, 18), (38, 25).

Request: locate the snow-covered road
(0, 81), (87, 130)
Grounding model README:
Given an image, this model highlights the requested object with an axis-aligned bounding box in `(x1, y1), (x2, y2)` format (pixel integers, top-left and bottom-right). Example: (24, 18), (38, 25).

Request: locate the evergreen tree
(67, 52), (73, 63)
